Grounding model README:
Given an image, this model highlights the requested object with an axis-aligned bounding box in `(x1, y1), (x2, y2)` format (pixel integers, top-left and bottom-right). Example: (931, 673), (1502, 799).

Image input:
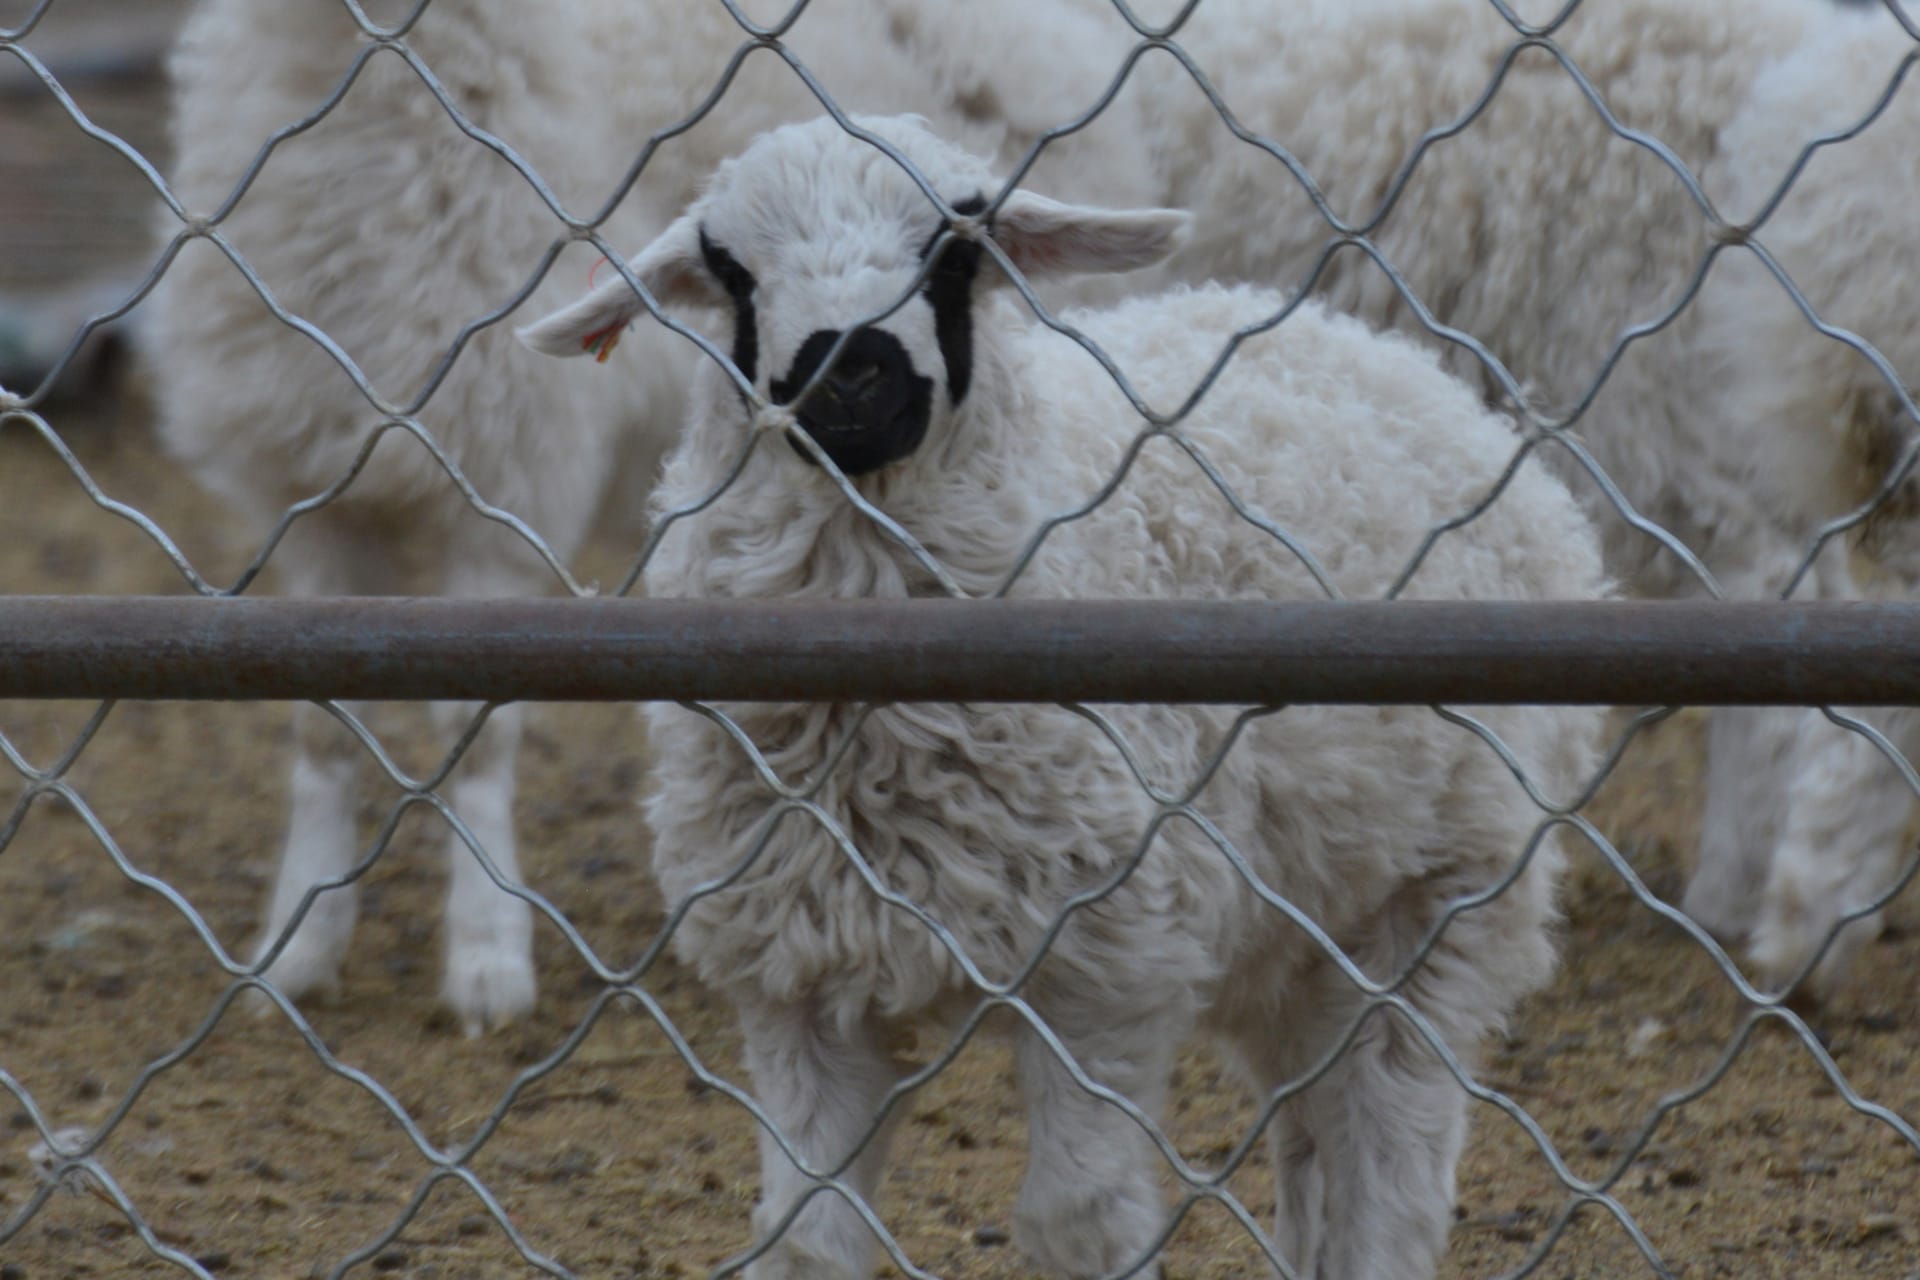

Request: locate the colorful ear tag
(583, 256), (625, 362)
(583, 322), (624, 363)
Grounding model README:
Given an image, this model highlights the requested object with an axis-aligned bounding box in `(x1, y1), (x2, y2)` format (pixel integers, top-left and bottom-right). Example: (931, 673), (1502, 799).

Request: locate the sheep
(1039, 0), (1917, 996)
(143, 0), (1149, 1034)
(1669, 6), (1920, 996)
(520, 114), (1609, 1280)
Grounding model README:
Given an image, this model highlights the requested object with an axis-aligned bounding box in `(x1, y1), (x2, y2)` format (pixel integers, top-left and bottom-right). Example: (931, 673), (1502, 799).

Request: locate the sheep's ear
(988, 190), (1190, 279)
(517, 216), (718, 360)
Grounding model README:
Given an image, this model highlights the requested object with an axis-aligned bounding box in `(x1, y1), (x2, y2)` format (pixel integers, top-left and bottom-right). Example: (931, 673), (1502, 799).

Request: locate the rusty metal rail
(3, 596), (1919, 704)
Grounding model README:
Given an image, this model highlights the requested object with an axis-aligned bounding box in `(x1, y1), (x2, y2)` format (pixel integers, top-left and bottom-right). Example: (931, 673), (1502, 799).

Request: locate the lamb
(520, 114), (1609, 1280)
(1041, 0), (1917, 996)
(143, 0), (1149, 1034)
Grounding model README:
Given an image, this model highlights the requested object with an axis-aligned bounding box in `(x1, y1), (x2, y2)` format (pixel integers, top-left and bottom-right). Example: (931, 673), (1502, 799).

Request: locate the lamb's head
(519, 114), (1188, 476)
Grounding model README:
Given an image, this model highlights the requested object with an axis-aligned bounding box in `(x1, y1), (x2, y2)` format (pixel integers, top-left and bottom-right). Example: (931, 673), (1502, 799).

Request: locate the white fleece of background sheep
(1685, 9), (1920, 996)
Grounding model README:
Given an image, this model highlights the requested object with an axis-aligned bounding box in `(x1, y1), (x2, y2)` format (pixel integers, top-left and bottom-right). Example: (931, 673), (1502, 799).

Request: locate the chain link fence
(3, 0), (1919, 1276)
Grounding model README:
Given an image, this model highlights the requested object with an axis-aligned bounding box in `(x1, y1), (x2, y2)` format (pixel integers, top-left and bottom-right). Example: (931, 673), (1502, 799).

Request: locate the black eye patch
(920, 194), (988, 406)
(699, 226), (759, 385)
(917, 194), (991, 262)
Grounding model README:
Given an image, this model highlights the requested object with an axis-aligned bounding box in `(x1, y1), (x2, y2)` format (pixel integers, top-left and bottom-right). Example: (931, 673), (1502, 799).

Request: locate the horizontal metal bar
(2, 596), (1920, 705)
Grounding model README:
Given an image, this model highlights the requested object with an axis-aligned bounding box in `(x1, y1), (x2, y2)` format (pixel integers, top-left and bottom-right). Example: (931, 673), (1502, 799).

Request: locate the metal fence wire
(2, 0), (1919, 1276)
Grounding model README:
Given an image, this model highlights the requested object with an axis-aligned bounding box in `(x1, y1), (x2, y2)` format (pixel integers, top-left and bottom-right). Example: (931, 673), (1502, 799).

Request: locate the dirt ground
(3, 5), (1918, 1279)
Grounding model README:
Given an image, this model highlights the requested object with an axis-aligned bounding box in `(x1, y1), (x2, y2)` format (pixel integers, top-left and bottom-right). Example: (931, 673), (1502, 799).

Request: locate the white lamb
(1044, 0), (1918, 996)
(143, 0), (1150, 1033)
(521, 115), (1608, 1280)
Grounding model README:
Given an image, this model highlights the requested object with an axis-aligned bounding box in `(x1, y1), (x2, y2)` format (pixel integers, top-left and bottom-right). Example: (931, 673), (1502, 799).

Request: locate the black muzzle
(772, 327), (933, 476)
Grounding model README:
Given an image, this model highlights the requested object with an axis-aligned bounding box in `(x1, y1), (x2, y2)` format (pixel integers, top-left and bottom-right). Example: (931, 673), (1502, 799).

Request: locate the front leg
(1683, 705), (1799, 942)
(1750, 709), (1916, 1000)
(738, 1002), (908, 1280)
(252, 700), (366, 1007)
(435, 698), (536, 1036)
(1014, 1011), (1181, 1280)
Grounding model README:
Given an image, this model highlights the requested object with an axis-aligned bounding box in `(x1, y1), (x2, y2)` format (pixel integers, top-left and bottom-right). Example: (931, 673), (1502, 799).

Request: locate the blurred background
(1, 0), (191, 402)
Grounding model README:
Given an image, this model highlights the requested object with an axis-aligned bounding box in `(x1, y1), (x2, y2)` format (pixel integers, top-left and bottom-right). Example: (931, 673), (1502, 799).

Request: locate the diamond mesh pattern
(2, 1), (1917, 1276)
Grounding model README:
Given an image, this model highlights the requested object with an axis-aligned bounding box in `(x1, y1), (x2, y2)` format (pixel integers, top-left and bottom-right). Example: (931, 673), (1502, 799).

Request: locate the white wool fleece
(566, 113), (1612, 1280)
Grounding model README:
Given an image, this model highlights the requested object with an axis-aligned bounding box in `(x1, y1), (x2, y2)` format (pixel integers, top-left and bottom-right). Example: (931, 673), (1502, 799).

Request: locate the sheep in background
(1046, 0), (1915, 996)
(1674, 7), (1920, 996)
(144, 0), (1149, 1034)
(522, 114), (1608, 1280)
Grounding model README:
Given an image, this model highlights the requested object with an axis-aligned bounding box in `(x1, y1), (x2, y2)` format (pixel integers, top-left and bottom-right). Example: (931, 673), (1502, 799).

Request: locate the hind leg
(1233, 847), (1553, 1278)
(434, 696), (534, 1035)
(1682, 547), (1847, 943)
(1242, 992), (1465, 1280)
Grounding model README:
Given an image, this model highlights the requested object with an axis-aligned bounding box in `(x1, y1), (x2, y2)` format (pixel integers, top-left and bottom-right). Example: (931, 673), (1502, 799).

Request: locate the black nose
(771, 327), (934, 476)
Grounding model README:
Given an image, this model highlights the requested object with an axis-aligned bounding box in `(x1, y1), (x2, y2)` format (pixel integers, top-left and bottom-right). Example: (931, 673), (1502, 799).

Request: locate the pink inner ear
(994, 201), (1186, 279)
(1006, 237), (1067, 276)
(1005, 229), (1135, 278)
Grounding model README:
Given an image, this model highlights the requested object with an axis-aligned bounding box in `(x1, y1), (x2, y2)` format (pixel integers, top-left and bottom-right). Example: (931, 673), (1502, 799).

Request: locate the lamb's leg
(1012, 1012), (1178, 1279)
(1683, 705), (1799, 942)
(433, 550), (542, 1036)
(738, 1002), (906, 1280)
(1251, 1004), (1465, 1280)
(251, 522), (379, 1008)
(1233, 858), (1538, 1280)
(252, 698), (366, 1005)
(434, 696), (533, 1035)
(1264, 1102), (1325, 1276)
(1749, 708), (1916, 1001)
(1683, 547), (1838, 942)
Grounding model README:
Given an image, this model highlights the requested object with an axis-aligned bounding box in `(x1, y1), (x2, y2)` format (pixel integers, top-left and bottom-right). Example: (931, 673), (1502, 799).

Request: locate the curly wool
(646, 279), (1605, 1035)
(1050, 0), (1823, 591)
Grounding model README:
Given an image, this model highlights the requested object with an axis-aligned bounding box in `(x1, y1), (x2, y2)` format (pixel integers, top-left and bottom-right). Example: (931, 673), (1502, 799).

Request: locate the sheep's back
(1123, 0), (1810, 412)
(1002, 286), (1608, 1013)
(1026, 285), (1609, 609)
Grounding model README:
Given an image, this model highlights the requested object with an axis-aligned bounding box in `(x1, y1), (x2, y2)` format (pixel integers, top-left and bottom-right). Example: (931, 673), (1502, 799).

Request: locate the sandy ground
(3, 4), (1918, 1278)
